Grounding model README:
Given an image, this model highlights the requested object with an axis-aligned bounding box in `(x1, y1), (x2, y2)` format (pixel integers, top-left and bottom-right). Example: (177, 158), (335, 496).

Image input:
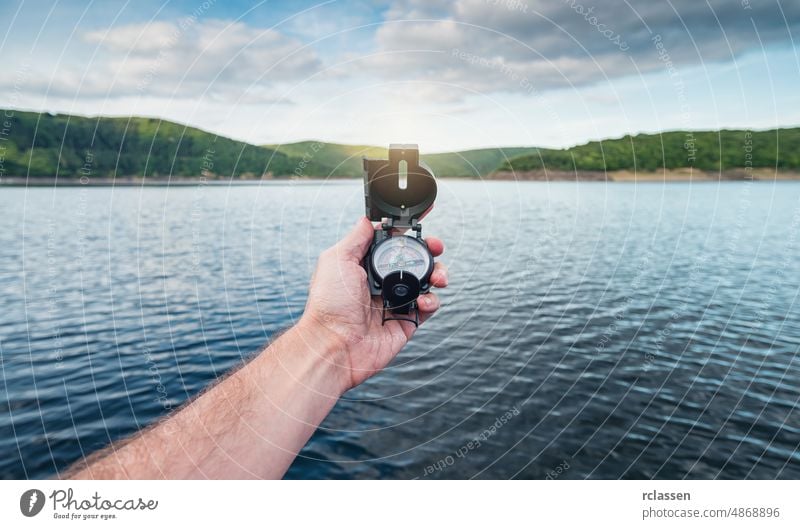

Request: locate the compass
(363, 144), (437, 326)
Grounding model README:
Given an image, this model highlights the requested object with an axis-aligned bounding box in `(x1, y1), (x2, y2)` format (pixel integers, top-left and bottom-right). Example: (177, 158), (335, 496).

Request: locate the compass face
(370, 235), (431, 281)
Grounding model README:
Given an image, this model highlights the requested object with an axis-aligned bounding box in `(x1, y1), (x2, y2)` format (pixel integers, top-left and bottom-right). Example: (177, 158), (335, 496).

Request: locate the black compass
(363, 144), (437, 326)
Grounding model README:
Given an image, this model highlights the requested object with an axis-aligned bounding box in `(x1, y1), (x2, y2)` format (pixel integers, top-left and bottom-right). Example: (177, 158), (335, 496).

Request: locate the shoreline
(489, 168), (800, 181)
(0, 177), (356, 187)
(2, 169), (800, 186)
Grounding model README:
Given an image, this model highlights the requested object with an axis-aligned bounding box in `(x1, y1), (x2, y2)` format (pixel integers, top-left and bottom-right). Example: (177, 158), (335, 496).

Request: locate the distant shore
(489, 168), (800, 181)
(0, 177), (346, 186)
(3, 168), (800, 186)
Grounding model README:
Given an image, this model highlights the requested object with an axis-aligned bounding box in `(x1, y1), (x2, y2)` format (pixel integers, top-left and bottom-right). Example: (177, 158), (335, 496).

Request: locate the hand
(69, 217), (446, 479)
(298, 216), (448, 391)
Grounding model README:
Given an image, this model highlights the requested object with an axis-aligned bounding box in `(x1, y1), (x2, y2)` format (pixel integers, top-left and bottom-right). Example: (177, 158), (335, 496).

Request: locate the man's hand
(299, 216), (448, 390)
(66, 216), (447, 479)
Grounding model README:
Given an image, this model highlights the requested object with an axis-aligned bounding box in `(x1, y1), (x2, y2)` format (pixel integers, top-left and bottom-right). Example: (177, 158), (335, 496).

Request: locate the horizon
(2, 1), (800, 152)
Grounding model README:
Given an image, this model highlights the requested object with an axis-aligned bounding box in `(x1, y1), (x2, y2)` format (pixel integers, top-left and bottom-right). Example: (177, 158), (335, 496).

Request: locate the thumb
(336, 216), (375, 262)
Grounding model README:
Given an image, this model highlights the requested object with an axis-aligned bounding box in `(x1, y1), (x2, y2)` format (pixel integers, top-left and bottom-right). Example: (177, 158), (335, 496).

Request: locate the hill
(5, 109), (796, 181)
(499, 129), (800, 174)
(424, 147), (540, 177)
(0, 110), (538, 179)
(264, 141), (387, 177)
(266, 142), (540, 177)
(0, 110), (293, 179)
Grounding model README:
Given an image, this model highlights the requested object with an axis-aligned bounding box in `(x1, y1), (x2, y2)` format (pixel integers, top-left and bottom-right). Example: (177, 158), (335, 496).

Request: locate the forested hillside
(500, 129), (800, 173)
(0, 110), (292, 178)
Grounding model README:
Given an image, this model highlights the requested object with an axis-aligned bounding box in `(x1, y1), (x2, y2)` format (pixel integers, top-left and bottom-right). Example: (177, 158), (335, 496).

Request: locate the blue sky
(2, 0), (799, 152)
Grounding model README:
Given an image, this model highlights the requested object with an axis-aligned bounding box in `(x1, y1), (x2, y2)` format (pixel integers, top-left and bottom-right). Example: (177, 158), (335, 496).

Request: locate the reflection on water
(0, 180), (799, 479)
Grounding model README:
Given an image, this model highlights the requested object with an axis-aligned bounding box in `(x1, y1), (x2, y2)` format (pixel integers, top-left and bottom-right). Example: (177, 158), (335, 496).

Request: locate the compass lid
(363, 144), (437, 227)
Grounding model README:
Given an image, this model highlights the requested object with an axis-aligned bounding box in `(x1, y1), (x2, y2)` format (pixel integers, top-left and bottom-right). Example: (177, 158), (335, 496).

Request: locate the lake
(1, 179), (799, 479)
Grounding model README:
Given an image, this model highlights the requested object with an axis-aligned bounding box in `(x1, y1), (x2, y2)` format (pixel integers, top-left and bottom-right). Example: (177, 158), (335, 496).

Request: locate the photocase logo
(20, 489), (45, 517)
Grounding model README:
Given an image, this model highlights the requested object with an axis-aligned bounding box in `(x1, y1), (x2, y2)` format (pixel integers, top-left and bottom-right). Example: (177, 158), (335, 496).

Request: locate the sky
(2, 0), (800, 153)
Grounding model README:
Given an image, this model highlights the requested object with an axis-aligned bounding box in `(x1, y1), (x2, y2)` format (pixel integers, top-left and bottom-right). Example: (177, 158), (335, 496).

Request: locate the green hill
(266, 142), (540, 177)
(499, 129), (800, 173)
(264, 141), (387, 177)
(5, 109), (796, 180)
(424, 147), (540, 177)
(0, 110), (293, 178)
(0, 110), (538, 179)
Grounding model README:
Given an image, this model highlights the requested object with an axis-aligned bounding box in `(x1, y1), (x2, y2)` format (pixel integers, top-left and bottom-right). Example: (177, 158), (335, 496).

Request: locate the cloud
(10, 2), (796, 107)
(20, 18), (322, 102)
(359, 0), (800, 100)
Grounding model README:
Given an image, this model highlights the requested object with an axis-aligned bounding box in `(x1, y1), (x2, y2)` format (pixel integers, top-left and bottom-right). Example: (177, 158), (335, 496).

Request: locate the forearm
(67, 320), (348, 479)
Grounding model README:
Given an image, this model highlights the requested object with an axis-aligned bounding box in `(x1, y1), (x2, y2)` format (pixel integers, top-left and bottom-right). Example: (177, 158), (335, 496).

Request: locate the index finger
(425, 236), (444, 257)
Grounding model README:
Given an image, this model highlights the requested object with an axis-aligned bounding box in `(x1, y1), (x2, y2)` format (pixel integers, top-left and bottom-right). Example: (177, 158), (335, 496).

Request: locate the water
(1, 180), (799, 479)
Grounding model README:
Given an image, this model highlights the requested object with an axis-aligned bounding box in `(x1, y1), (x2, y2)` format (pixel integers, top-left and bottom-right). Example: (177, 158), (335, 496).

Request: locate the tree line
(499, 129), (800, 172)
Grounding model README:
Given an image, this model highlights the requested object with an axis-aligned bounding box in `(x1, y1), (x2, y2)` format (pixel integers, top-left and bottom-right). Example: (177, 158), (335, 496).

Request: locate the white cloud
(18, 18), (322, 102)
(84, 21), (178, 53)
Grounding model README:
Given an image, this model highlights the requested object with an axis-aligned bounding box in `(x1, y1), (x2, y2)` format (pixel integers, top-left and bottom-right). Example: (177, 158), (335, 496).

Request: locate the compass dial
(370, 236), (432, 280)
